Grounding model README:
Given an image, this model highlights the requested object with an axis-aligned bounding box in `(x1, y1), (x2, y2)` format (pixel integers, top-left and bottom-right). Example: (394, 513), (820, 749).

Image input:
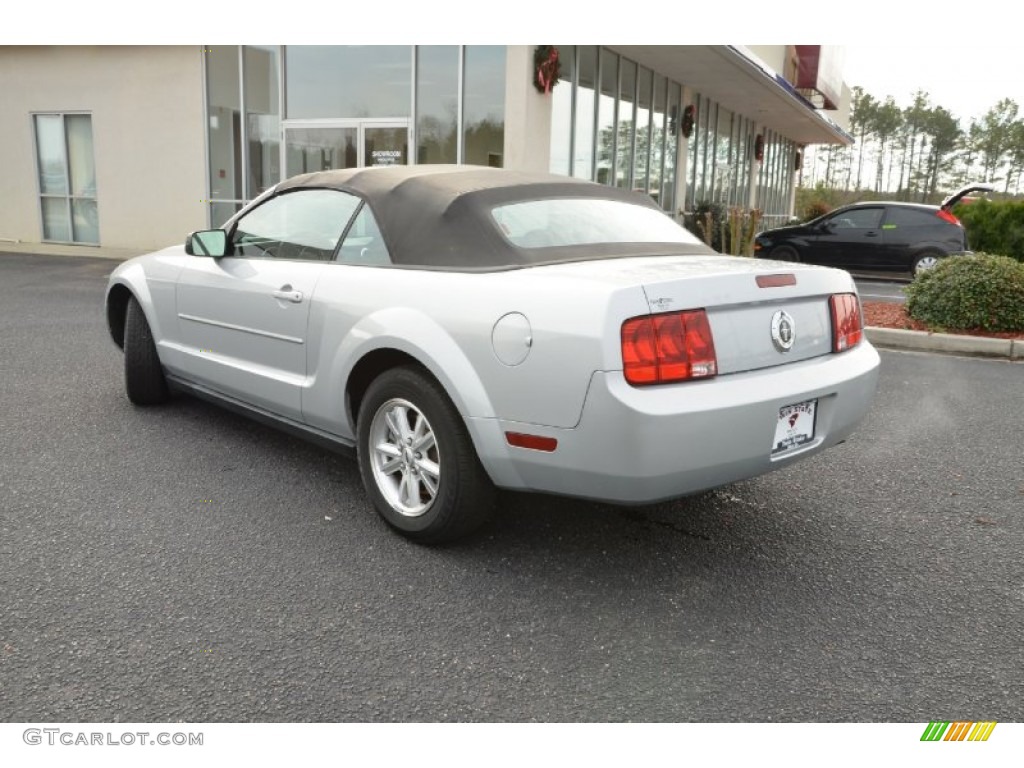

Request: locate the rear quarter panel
(302, 264), (650, 436)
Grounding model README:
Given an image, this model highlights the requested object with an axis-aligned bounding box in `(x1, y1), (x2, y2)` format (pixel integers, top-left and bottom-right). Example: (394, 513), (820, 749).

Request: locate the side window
(337, 204), (392, 266)
(883, 207), (935, 228)
(829, 208), (883, 230)
(231, 189), (360, 261)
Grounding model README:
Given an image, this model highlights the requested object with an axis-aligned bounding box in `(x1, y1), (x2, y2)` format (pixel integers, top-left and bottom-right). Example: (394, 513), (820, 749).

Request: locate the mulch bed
(862, 301), (1024, 340)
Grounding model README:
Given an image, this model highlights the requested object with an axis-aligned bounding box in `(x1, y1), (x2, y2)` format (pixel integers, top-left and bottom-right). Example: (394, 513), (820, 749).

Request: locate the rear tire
(771, 245), (800, 263)
(124, 295), (169, 405)
(356, 366), (496, 544)
(912, 252), (942, 276)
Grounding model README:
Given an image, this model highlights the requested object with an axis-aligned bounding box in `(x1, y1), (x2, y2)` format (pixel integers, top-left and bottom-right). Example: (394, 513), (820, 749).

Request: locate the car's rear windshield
(490, 198), (703, 250)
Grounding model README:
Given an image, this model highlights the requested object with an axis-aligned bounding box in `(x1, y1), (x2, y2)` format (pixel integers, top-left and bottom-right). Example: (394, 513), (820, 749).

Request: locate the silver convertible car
(105, 166), (880, 543)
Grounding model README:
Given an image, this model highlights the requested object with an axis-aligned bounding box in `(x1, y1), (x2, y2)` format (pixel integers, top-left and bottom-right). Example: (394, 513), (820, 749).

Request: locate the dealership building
(0, 45), (851, 255)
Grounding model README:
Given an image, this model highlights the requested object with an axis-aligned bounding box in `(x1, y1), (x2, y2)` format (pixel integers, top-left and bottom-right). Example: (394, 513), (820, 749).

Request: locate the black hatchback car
(754, 184), (994, 276)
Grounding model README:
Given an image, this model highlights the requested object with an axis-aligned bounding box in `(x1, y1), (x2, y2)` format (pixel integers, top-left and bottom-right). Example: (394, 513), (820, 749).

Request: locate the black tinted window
(828, 207), (883, 229)
(883, 207), (939, 227)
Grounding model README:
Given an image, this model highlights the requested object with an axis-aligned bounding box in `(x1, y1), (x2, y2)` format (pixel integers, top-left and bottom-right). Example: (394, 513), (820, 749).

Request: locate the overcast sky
(843, 45), (1023, 125)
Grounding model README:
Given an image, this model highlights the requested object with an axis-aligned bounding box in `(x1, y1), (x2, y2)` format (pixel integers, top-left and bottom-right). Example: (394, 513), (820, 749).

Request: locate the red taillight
(937, 208), (961, 226)
(621, 309), (718, 386)
(829, 293), (863, 352)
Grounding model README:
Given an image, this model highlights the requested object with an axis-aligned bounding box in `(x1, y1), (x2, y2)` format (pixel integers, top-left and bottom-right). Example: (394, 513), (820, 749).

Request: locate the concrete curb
(866, 327), (1024, 360)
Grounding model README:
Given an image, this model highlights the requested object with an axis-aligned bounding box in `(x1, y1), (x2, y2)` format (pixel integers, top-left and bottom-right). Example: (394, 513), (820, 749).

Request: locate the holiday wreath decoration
(754, 134), (765, 162)
(533, 46), (561, 94)
(681, 104), (696, 138)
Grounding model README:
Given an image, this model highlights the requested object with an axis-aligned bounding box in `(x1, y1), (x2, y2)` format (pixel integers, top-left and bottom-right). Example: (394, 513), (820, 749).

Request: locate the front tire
(356, 366), (495, 543)
(124, 295), (169, 405)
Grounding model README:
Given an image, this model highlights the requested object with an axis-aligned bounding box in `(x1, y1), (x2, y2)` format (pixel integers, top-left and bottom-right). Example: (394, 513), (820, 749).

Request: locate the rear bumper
(475, 342), (880, 503)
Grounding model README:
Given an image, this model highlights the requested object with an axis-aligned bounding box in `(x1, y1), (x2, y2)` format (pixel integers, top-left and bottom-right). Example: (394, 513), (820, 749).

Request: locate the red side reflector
(829, 293), (863, 352)
(621, 309), (718, 386)
(756, 273), (797, 288)
(505, 432), (558, 452)
(937, 208), (961, 226)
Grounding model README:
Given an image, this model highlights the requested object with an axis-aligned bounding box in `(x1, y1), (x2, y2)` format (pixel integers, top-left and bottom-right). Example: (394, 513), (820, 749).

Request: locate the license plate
(772, 399), (817, 455)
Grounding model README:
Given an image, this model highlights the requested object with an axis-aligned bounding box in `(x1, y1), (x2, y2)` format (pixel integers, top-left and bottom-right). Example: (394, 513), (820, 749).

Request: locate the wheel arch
(345, 348), (426, 429)
(106, 282), (133, 349)
(105, 262), (162, 349)
(324, 308), (516, 488)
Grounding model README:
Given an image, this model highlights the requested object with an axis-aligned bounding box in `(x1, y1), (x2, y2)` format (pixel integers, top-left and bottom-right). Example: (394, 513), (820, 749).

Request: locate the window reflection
(548, 45), (574, 175)
(463, 46), (505, 167)
(206, 45), (241, 202)
(652, 74), (667, 206)
(285, 127), (358, 176)
(595, 49), (617, 185)
(286, 46), (412, 119)
(245, 45), (280, 198)
(572, 46), (597, 180)
(416, 46), (459, 164)
(634, 67), (652, 194)
(35, 113), (98, 244)
(662, 82), (679, 212)
(615, 57), (635, 189)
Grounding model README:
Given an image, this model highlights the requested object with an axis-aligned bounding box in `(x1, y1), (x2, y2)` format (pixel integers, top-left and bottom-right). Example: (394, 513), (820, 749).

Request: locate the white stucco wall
(502, 46), (552, 173)
(0, 46), (205, 251)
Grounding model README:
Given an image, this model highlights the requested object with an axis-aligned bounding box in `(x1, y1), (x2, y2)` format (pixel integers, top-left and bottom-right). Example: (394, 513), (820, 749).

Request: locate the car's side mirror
(185, 229), (227, 257)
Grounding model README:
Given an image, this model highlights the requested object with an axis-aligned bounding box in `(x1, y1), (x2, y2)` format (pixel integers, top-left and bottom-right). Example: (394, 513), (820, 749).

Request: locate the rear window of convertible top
(490, 198), (703, 250)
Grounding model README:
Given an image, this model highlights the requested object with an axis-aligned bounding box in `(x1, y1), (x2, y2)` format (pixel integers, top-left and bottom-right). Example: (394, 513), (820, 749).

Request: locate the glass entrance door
(363, 123), (408, 167)
(283, 121), (408, 176)
(284, 126), (358, 176)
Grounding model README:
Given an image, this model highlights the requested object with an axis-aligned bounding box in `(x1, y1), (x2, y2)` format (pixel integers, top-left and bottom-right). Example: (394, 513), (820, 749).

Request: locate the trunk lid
(563, 254), (855, 376)
(940, 182), (995, 210)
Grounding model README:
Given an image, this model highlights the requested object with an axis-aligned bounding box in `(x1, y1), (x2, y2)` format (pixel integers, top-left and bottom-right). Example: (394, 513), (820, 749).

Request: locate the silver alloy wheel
(915, 254), (940, 274)
(368, 397), (441, 518)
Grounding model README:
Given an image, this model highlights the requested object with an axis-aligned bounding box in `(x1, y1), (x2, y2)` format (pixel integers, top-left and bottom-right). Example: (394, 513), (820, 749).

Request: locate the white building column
(503, 46), (552, 173)
(674, 86), (695, 219)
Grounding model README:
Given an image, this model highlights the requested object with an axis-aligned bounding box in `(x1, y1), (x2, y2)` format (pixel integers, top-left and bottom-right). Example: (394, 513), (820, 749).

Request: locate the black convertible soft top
(270, 165), (710, 270)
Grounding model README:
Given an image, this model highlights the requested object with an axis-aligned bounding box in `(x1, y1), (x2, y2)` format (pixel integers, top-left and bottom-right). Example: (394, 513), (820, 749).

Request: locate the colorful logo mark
(921, 721), (997, 742)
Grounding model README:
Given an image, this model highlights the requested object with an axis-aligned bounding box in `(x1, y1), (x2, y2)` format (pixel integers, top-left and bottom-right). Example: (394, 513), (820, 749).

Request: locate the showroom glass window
(206, 45), (243, 227)
(548, 47), (682, 209)
(34, 113), (98, 244)
(614, 57), (636, 189)
(416, 46), (459, 164)
(595, 48), (617, 185)
(245, 45), (280, 198)
(286, 46), (412, 118)
(463, 46), (506, 167)
(662, 81), (680, 212)
(633, 66), (652, 194)
(548, 45), (575, 176)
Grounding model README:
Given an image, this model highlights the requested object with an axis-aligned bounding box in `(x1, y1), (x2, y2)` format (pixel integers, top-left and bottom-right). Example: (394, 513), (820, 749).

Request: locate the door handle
(865, 231), (879, 237)
(272, 287), (304, 303)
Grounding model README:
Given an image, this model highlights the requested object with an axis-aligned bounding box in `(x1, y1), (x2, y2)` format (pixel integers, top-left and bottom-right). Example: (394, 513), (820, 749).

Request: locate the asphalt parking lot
(853, 276), (908, 304)
(2, 252), (1022, 723)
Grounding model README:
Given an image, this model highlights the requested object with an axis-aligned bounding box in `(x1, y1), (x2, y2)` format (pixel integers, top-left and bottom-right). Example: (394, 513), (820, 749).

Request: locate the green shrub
(905, 253), (1024, 332)
(955, 199), (1024, 262)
